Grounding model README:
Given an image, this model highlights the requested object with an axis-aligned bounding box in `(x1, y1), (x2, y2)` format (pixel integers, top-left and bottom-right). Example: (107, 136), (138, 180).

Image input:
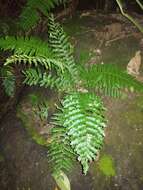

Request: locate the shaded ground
(0, 11), (143, 190)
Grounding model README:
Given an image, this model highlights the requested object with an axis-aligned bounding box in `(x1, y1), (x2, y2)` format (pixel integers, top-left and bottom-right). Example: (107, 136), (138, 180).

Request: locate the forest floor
(0, 11), (143, 190)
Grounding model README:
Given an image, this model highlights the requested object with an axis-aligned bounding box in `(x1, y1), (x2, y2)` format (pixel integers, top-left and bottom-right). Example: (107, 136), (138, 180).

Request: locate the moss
(28, 93), (41, 106)
(124, 110), (143, 125)
(135, 95), (143, 110)
(123, 96), (143, 125)
(63, 18), (83, 36)
(17, 107), (47, 146)
(103, 37), (139, 69)
(78, 50), (91, 65)
(0, 153), (4, 162)
(98, 154), (116, 177)
(28, 92), (49, 106)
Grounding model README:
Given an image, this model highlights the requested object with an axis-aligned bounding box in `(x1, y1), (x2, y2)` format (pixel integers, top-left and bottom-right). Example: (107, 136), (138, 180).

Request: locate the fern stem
(116, 0), (143, 34)
(136, 0), (143, 10)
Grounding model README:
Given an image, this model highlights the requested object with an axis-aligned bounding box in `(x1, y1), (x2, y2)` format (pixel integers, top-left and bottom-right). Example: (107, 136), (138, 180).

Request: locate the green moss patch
(0, 153), (4, 162)
(17, 108), (47, 146)
(98, 154), (116, 177)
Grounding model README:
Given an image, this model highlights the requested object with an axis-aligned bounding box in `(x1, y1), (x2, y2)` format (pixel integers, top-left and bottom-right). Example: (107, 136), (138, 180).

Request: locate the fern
(2, 13), (143, 182)
(52, 92), (107, 174)
(37, 100), (49, 120)
(23, 68), (73, 91)
(48, 126), (75, 175)
(19, 0), (67, 31)
(80, 64), (143, 97)
(48, 15), (78, 86)
(23, 68), (60, 88)
(0, 36), (52, 57)
(5, 54), (64, 71)
(0, 16), (78, 95)
(0, 66), (15, 97)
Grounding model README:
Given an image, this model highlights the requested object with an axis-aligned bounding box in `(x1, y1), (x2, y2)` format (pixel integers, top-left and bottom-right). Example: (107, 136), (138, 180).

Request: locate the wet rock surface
(0, 112), (55, 190)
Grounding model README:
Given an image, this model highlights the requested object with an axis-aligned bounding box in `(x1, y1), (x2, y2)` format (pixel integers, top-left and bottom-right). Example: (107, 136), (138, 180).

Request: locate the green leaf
(48, 125), (75, 174)
(19, 0), (68, 31)
(53, 92), (107, 174)
(0, 36), (52, 57)
(0, 66), (15, 97)
(48, 14), (78, 90)
(80, 64), (143, 97)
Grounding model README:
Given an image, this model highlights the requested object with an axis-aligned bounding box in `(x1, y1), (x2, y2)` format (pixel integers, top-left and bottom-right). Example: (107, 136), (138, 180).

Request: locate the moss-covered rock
(98, 154), (116, 177)
(16, 90), (58, 146)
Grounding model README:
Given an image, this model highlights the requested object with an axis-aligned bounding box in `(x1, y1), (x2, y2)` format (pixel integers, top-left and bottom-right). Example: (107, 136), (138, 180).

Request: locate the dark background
(0, 0), (142, 18)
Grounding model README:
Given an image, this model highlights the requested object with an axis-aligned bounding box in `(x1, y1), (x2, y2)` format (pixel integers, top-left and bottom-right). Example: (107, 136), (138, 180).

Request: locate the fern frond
(23, 68), (72, 90)
(23, 68), (60, 89)
(19, 7), (40, 31)
(23, 68), (42, 86)
(0, 36), (52, 57)
(80, 64), (143, 97)
(48, 15), (78, 85)
(48, 126), (75, 175)
(0, 66), (15, 97)
(19, 0), (67, 31)
(53, 92), (107, 174)
(5, 54), (64, 71)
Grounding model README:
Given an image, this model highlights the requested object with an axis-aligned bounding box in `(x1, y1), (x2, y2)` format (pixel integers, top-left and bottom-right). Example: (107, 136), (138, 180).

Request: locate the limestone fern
(19, 0), (67, 31)
(48, 126), (75, 175)
(1, 13), (143, 186)
(80, 64), (143, 97)
(0, 16), (78, 95)
(48, 15), (78, 86)
(0, 66), (15, 97)
(0, 36), (52, 57)
(52, 92), (107, 174)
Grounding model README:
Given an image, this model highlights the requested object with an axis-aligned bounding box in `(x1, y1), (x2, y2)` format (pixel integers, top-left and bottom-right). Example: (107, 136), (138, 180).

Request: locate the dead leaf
(127, 50), (141, 76)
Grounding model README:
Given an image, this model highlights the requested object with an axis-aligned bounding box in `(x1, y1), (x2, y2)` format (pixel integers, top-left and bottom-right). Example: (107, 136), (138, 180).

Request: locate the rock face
(89, 95), (143, 190)
(0, 112), (55, 190)
(1, 89), (143, 190)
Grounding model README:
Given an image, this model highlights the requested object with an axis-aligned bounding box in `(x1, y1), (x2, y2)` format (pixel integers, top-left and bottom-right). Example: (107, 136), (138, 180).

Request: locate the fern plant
(19, 0), (67, 31)
(0, 15), (78, 95)
(48, 14), (79, 89)
(48, 125), (75, 175)
(23, 68), (61, 89)
(1, 12), (143, 189)
(80, 64), (143, 97)
(0, 66), (15, 97)
(0, 36), (52, 57)
(52, 92), (107, 174)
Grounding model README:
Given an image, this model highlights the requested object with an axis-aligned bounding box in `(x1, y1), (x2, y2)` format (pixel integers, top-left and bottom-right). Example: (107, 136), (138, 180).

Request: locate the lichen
(98, 154), (116, 177)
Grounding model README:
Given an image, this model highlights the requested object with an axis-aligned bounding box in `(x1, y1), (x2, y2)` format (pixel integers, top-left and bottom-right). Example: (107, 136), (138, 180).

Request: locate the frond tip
(19, 0), (68, 31)
(48, 126), (75, 175)
(53, 92), (107, 174)
(48, 14), (78, 85)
